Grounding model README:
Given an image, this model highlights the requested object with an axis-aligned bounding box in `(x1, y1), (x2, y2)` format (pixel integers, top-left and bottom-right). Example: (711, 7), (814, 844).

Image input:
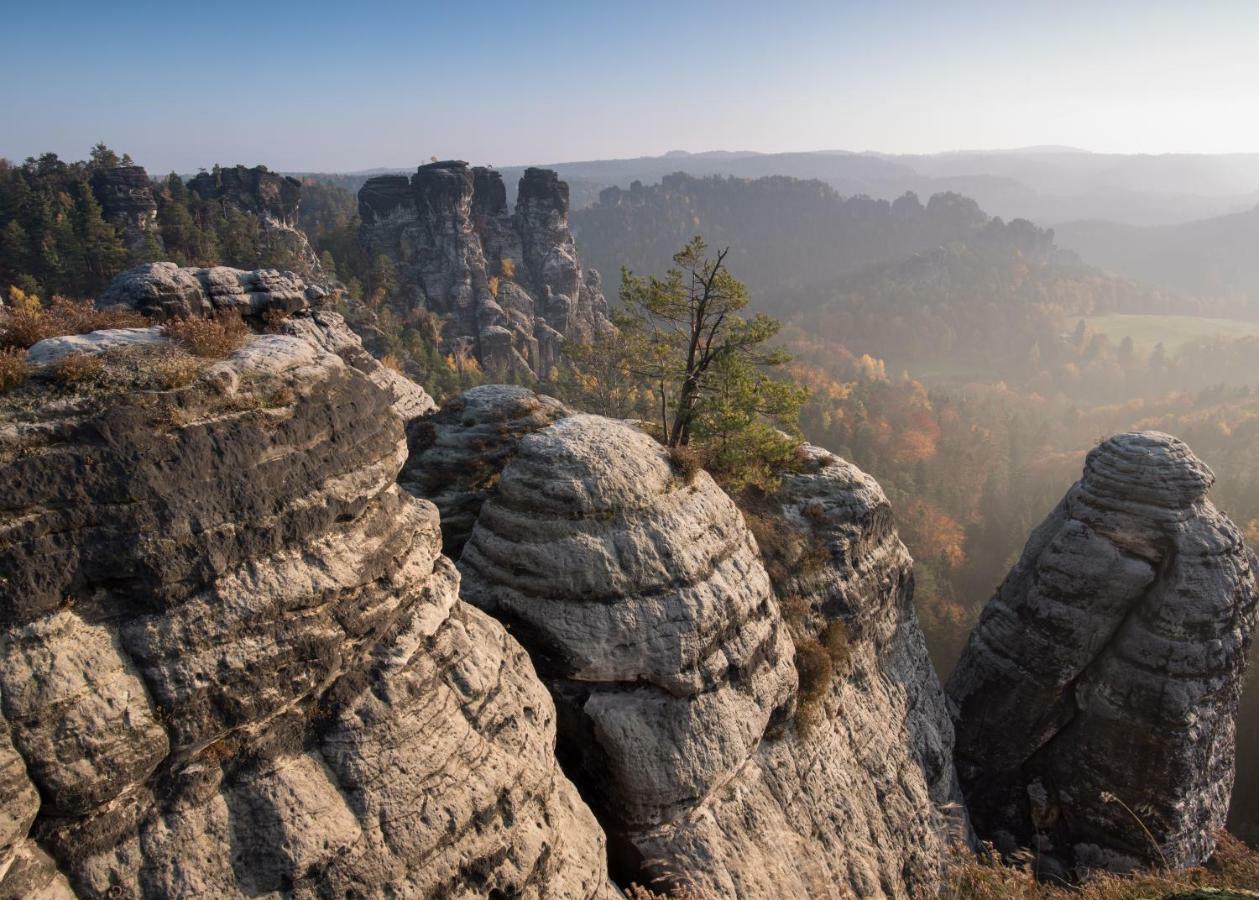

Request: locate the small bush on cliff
(52, 352), (104, 384)
(0, 290), (145, 350)
(164, 313), (248, 357)
(0, 348), (28, 393)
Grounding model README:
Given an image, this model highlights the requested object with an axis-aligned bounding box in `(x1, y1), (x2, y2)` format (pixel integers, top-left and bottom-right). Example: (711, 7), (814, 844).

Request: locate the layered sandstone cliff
(948, 431), (1259, 876)
(426, 403), (958, 897)
(0, 335), (607, 897)
(359, 162), (610, 377)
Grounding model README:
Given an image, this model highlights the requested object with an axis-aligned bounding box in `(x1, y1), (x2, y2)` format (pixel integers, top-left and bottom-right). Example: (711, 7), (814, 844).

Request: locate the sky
(3, 0), (1259, 173)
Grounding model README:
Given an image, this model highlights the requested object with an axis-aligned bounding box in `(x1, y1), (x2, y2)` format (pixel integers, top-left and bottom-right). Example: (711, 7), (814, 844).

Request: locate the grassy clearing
(1082, 314), (1259, 355)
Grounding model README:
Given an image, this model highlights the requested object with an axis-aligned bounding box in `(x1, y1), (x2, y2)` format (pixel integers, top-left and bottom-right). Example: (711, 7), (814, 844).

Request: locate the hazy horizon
(5, 0), (1259, 173)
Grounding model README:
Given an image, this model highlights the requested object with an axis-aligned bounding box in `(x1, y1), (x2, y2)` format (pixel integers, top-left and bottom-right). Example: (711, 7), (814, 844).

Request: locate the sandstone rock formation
(359, 161), (611, 377)
(89, 165), (160, 252)
(96, 263), (435, 426)
(99, 261), (323, 322)
(625, 442), (961, 897)
(451, 412), (955, 897)
(187, 165), (321, 277)
(0, 335), (611, 897)
(399, 384), (570, 556)
(948, 431), (1259, 875)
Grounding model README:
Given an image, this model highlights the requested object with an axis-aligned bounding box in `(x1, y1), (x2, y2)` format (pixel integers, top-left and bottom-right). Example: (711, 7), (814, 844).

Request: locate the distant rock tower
(357, 161), (611, 378)
(948, 431), (1258, 875)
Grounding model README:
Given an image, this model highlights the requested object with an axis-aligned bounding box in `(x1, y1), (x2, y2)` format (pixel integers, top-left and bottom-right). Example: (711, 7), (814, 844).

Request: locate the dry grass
(821, 620), (852, 674)
(668, 444), (703, 484)
(0, 297), (146, 350)
(51, 352), (104, 384)
(792, 635), (834, 735)
(0, 348), (29, 393)
(944, 833), (1259, 899)
(164, 313), (249, 358)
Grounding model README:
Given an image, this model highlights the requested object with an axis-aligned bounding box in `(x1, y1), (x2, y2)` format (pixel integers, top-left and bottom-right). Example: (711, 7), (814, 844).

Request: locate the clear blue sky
(3, 0), (1258, 173)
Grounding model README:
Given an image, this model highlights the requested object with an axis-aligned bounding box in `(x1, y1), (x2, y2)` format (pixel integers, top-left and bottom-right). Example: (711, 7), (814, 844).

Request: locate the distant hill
(514, 147), (1259, 226)
(1056, 206), (1259, 314)
(570, 172), (991, 294)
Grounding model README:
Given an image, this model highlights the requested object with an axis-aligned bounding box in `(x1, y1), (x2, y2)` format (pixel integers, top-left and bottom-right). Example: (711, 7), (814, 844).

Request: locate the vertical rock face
(948, 432), (1259, 875)
(446, 411), (954, 897)
(0, 338), (610, 897)
(187, 165), (321, 277)
(359, 162), (611, 377)
(627, 443), (959, 898)
(89, 165), (161, 252)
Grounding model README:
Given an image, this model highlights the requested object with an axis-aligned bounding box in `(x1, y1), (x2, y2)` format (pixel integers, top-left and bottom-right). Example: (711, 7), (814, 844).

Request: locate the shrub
(0, 348), (29, 393)
(821, 621), (852, 674)
(52, 352), (104, 384)
(0, 297), (145, 350)
(668, 444), (703, 484)
(793, 635), (834, 736)
(164, 313), (249, 358)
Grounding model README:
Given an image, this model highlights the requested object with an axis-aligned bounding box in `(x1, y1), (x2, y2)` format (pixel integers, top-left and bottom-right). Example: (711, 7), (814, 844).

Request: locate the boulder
(98, 262), (321, 323)
(948, 432), (1259, 874)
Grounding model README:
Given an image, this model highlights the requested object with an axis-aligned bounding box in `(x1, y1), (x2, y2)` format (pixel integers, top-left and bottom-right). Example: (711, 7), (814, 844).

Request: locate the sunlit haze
(3, 0), (1258, 172)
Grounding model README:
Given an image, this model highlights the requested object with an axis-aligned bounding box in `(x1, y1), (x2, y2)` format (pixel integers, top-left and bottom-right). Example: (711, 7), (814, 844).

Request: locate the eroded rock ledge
(0, 338), (610, 897)
(948, 431), (1259, 875)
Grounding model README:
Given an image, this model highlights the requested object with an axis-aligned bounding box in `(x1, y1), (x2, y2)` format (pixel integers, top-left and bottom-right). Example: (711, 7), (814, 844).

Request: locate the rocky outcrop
(399, 384), (569, 557)
(0, 336), (611, 897)
(99, 261), (323, 322)
(948, 432), (1259, 875)
(187, 165), (320, 276)
(624, 443), (959, 897)
(279, 309), (436, 423)
(458, 416), (797, 882)
(187, 165), (302, 228)
(359, 161), (611, 377)
(90, 166), (160, 252)
(448, 412), (953, 897)
(96, 263), (435, 426)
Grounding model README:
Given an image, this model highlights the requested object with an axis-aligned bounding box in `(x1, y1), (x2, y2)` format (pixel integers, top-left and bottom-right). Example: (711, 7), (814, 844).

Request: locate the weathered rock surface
(625, 443), (959, 898)
(948, 431), (1259, 874)
(359, 161), (611, 377)
(279, 309), (436, 423)
(0, 335), (611, 897)
(455, 413), (952, 897)
(98, 261), (324, 322)
(187, 165), (321, 276)
(96, 263), (435, 425)
(25, 327), (168, 366)
(399, 384), (569, 556)
(89, 166), (160, 252)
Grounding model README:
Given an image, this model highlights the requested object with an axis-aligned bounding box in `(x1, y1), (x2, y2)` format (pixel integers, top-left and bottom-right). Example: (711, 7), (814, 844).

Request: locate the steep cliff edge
(0, 336), (610, 897)
(359, 162), (610, 377)
(948, 431), (1259, 876)
(430, 406), (956, 897)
